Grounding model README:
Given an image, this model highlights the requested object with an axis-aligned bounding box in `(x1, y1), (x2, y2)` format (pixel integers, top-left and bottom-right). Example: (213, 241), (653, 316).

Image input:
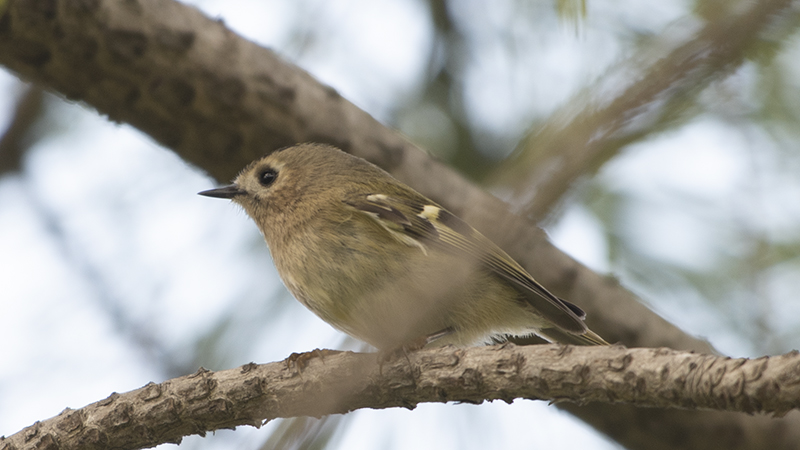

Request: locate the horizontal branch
(3, 345), (799, 450)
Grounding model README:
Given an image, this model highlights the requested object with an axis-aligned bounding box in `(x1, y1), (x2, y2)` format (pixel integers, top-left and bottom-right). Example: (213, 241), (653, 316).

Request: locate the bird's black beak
(198, 184), (245, 199)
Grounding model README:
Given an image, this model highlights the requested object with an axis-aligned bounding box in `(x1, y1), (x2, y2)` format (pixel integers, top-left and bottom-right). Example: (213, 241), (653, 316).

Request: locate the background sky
(2, 1), (799, 449)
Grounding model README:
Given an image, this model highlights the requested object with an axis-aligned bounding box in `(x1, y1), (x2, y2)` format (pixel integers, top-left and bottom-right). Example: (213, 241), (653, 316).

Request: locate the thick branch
(2, 345), (800, 450)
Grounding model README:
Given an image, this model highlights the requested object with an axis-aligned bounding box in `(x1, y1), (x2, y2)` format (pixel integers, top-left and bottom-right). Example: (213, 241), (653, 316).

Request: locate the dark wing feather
(344, 193), (587, 335)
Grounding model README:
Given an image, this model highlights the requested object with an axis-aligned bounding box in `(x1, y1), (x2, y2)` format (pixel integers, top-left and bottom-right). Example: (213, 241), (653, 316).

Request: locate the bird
(199, 143), (608, 350)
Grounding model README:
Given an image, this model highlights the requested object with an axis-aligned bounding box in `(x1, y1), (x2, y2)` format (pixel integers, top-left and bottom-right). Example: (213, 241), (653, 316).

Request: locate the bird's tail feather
(538, 328), (609, 346)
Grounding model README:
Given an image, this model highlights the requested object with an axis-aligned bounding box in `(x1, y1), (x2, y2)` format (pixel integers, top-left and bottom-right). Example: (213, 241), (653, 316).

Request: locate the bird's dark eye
(258, 168), (278, 187)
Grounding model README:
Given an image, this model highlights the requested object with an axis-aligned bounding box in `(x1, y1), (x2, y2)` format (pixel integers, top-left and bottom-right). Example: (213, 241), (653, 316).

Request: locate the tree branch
(2, 345), (800, 450)
(492, 0), (799, 221)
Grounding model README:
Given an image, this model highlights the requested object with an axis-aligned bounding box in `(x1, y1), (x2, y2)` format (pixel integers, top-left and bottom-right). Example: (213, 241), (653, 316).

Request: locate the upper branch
(492, 0), (798, 220)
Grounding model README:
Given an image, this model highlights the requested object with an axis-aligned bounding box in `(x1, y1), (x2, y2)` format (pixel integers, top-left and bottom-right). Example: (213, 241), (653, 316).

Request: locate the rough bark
(1, 1), (799, 449)
(3, 345), (800, 450)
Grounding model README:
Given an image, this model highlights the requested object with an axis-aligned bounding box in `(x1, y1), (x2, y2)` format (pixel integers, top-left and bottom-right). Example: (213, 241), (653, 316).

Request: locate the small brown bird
(200, 143), (607, 350)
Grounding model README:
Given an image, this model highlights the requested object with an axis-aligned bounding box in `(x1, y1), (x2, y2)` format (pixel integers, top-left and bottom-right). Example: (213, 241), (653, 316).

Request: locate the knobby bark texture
(1, 1), (799, 449)
(3, 345), (800, 450)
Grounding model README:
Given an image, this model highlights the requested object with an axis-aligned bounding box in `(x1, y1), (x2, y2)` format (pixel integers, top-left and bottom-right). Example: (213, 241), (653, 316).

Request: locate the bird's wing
(343, 193), (588, 334)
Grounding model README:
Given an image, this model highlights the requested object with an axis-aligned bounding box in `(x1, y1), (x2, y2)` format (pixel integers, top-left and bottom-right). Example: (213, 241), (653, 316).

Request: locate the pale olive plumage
(199, 143), (607, 349)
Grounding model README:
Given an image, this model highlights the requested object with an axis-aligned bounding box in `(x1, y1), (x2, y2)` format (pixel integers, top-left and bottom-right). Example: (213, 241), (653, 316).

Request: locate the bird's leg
(377, 326), (455, 367)
(422, 327), (455, 346)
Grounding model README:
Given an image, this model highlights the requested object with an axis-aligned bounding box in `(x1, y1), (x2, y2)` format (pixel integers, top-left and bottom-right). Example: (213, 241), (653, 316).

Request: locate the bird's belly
(281, 249), (542, 350)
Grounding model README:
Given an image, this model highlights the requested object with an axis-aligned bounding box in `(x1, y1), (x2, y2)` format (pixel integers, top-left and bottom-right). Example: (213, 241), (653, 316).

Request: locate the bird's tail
(538, 328), (610, 346)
